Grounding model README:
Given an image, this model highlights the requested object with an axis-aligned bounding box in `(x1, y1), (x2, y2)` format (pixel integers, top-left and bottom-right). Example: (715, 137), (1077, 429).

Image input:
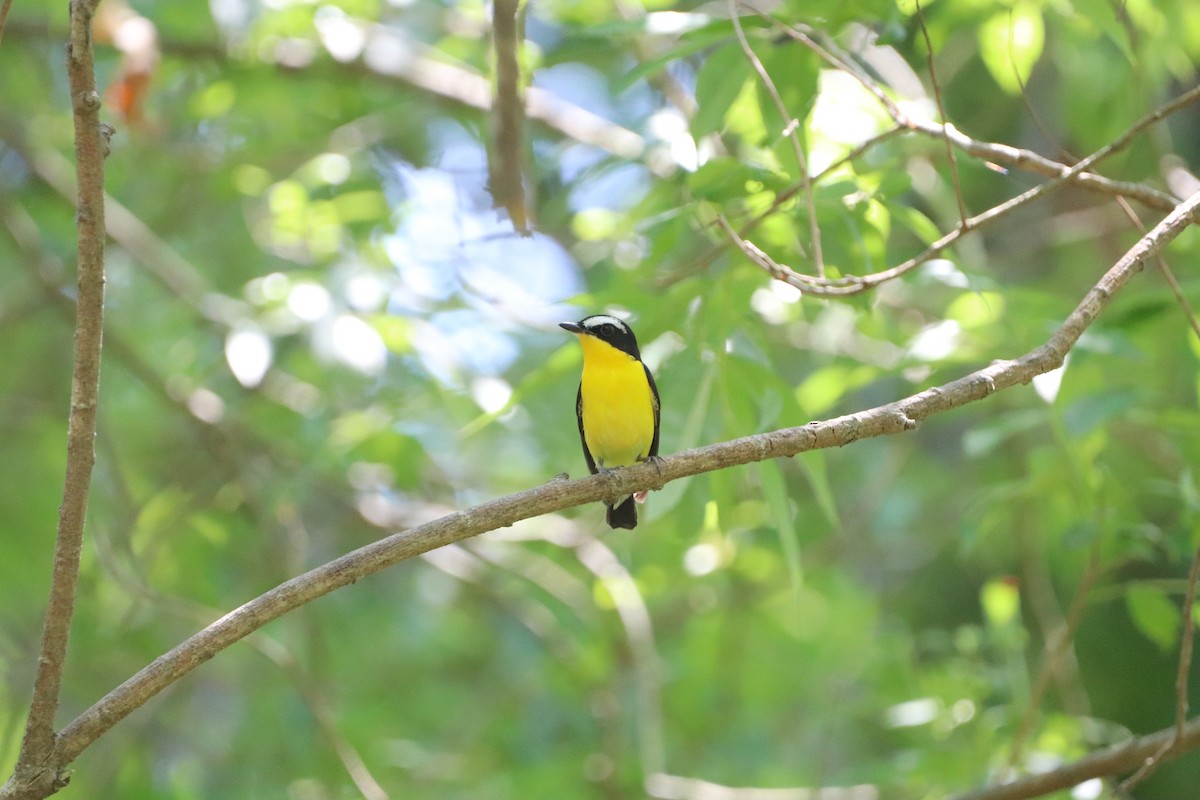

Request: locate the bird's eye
(601, 324), (617, 335)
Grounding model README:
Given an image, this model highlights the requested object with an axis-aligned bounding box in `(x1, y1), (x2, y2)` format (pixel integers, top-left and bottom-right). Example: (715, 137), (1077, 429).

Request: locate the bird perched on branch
(560, 314), (661, 529)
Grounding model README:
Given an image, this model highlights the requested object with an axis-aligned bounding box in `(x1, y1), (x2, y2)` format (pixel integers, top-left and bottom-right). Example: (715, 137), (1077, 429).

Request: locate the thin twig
(1006, 548), (1102, 771)
(9, 0), (108, 797)
(688, 10), (1188, 294)
(14, 191), (1192, 793)
(717, 213), (815, 293)
(1113, 194), (1200, 341)
(696, 117), (1177, 279)
(729, 0), (824, 277)
(732, 84), (1200, 296)
(916, 0), (968, 227)
(1175, 545), (1200, 738)
(765, 20), (1179, 211)
(1118, 538), (1200, 792)
(703, 118), (1177, 279)
(684, 127), (904, 278)
(256, 638), (390, 800)
(1007, 8), (1061, 161)
(767, 19), (906, 123)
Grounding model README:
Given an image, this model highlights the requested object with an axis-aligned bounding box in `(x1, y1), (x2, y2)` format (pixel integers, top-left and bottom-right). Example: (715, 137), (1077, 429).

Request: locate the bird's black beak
(559, 321), (585, 334)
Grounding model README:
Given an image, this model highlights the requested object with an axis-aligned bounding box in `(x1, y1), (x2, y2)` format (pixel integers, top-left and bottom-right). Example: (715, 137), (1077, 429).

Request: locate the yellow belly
(580, 356), (655, 469)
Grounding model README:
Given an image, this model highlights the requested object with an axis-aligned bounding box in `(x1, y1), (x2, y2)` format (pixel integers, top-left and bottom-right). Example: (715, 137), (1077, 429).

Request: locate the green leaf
(1062, 391), (1138, 438)
(892, 204), (942, 245)
(758, 460), (804, 603)
(796, 450), (841, 531)
(981, 578), (1021, 627)
(1126, 587), (1181, 651)
(978, 4), (1045, 95)
(617, 23), (735, 92)
(691, 44), (752, 139)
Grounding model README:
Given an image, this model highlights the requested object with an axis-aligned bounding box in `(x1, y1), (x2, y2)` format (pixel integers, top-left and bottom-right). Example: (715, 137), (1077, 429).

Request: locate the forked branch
(5, 1), (110, 798)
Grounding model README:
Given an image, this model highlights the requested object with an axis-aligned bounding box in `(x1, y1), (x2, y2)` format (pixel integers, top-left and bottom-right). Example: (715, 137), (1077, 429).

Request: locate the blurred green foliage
(2, 0), (1200, 798)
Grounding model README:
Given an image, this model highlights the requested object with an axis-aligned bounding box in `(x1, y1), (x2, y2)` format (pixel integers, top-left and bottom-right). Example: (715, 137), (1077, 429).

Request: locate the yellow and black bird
(560, 315), (661, 529)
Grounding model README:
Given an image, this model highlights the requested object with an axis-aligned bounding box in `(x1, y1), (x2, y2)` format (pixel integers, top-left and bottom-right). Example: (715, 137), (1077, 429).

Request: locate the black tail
(606, 496), (638, 529)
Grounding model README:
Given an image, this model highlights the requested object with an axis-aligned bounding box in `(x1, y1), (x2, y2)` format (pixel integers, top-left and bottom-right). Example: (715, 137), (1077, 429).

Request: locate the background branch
(489, 0), (529, 234)
(0, 0), (13, 46)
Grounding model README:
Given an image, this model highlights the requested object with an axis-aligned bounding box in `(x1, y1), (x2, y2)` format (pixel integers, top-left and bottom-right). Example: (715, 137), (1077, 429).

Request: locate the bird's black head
(560, 314), (642, 359)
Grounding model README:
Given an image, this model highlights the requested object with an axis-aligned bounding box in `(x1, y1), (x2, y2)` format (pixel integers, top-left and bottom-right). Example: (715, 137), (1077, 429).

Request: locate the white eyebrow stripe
(581, 315), (626, 330)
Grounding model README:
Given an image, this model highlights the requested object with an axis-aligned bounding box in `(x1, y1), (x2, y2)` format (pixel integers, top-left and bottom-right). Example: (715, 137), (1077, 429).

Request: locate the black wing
(645, 363), (661, 459)
(576, 383), (598, 475)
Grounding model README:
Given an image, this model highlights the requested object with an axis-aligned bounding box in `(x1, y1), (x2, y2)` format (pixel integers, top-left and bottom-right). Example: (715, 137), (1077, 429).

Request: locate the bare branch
(717, 214), (814, 293)
(907, 117), (1180, 211)
(21, 191), (1195, 788)
(1117, 538), (1200, 791)
(731, 84), (1200, 296)
(8, 0), (108, 796)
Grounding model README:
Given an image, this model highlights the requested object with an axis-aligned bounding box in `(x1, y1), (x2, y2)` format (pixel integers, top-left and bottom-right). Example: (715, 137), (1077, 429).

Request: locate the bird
(560, 314), (661, 529)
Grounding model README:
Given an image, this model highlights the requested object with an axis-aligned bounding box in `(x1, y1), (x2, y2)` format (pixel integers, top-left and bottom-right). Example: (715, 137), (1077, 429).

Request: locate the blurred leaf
(981, 578), (1020, 627)
(691, 44), (751, 139)
(758, 460), (804, 599)
(978, 4), (1045, 95)
(1126, 586), (1181, 651)
(1062, 390), (1138, 438)
(796, 450), (841, 531)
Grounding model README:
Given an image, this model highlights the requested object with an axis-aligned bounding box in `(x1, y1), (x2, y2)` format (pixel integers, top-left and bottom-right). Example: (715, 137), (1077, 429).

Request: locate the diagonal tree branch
(11, 190), (1191, 793)
(949, 716), (1200, 800)
(7, 0), (108, 797)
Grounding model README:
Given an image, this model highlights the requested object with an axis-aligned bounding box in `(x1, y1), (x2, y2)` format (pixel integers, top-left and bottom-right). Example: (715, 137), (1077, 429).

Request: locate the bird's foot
(639, 454), (667, 492)
(594, 465), (625, 506)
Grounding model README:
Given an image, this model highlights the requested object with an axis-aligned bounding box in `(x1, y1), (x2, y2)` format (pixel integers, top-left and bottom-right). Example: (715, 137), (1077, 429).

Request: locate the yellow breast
(578, 335), (656, 469)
